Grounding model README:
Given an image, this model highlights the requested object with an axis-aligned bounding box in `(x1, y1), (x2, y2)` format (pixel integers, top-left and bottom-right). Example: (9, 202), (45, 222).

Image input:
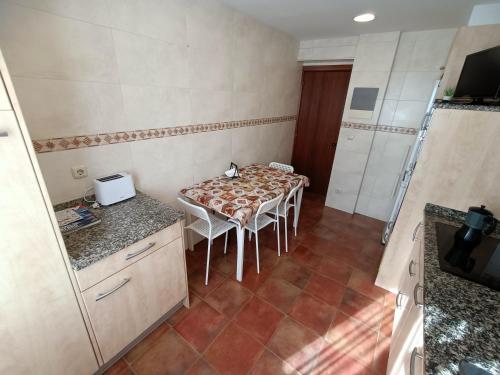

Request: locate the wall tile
(408, 29), (457, 71)
(107, 0), (187, 44)
(188, 46), (232, 91)
(232, 91), (261, 120)
(385, 72), (405, 100)
(191, 129), (232, 165)
(0, 2), (118, 82)
(189, 89), (233, 124)
(8, 0), (110, 25)
(120, 85), (191, 130)
(113, 30), (189, 88)
(187, 0), (233, 50)
(400, 71), (442, 101)
(378, 100), (398, 125)
(391, 32), (418, 72)
(392, 101), (427, 128)
(331, 150), (369, 174)
(12, 77), (124, 139)
(336, 128), (375, 154)
(353, 40), (398, 72)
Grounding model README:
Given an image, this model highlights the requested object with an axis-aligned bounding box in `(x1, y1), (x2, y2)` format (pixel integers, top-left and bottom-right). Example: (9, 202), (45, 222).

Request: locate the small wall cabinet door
(82, 238), (187, 362)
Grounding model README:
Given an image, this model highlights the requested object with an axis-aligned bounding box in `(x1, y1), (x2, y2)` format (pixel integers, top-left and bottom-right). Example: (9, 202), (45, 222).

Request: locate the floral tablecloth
(179, 163), (310, 226)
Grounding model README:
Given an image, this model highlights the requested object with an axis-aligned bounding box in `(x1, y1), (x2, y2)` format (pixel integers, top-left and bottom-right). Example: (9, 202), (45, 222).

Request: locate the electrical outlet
(71, 165), (88, 179)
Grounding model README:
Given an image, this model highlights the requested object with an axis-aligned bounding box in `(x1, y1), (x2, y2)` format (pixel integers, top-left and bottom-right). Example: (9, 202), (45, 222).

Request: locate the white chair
(269, 162), (294, 173)
(177, 197), (237, 285)
(271, 183), (301, 253)
(245, 193), (284, 274)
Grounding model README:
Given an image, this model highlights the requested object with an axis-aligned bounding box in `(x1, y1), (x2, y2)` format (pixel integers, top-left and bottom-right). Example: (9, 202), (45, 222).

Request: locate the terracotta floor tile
(210, 252), (237, 276)
(271, 259), (312, 288)
(166, 292), (202, 326)
(384, 292), (397, 309)
(316, 257), (353, 285)
(174, 301), (227, 352)
(232, 262), (271, 292)
(314, 342), (371, 375)
(248, 349), (299, 375)
(125, 323), (169, 364)
(256, 277), (302, 313)
(339, 289), (384, 330)
(301, 233), (337, 257)
(186, 358), (218, 375)
(103, 359), (133, 375)
(291, 244), (322, 269)
(267, 317), (324, 374)
(347, 269), (387, 304)
(234, 296), (284, 344)
(379, 304), (395, 338)
(131, 330), (198, 375)
(188, 268), (226, 298)
(372, 334), (391, 375)
(325, 312), (378, 367)
(205, 279), (252, 317)
(204, 322), (263, 375)
(289, 292), (336, 336)
(305, 274), (346, 306)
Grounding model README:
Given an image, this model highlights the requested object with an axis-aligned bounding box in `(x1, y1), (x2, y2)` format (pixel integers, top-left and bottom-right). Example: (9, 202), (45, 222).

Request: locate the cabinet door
(0, 70), (98, 374)
(82, 238), (187, 362)
(387, 304), (424, 375)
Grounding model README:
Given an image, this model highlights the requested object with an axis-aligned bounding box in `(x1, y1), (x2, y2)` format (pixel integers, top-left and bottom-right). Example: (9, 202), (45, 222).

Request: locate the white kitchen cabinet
(82, 237), (187, 362)
(388, 223), (424, 375)
(0, 50), (98, 374)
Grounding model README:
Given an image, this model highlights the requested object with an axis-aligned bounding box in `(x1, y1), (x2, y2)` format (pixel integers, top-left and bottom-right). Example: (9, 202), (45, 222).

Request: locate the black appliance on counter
(454, 44), (500, 105)
(436, 205), (500, 291)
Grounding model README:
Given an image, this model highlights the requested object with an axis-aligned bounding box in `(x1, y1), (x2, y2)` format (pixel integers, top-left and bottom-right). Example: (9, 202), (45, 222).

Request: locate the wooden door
(292, 65), (351, 197)
(0, 53), (98, 374)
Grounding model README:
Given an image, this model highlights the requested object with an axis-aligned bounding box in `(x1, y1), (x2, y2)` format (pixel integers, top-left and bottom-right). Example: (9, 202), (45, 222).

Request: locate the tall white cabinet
(0, 51), (98, 374)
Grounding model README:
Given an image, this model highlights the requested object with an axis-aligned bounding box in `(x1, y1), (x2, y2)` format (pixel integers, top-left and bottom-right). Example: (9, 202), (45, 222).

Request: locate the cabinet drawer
(76, 222), (182, 291)
(82, 237), (187, 362)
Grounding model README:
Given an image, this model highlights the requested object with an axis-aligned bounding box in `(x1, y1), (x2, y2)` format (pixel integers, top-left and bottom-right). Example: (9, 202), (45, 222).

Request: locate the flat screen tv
(454, 45), (500, 101)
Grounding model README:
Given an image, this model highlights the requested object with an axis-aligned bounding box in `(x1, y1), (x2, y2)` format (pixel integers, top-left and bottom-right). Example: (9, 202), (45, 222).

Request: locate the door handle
(0, 131), (8, 137)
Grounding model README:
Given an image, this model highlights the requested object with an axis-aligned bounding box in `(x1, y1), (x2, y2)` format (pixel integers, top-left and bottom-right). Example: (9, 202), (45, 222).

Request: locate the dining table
(179, 163), (310, 282)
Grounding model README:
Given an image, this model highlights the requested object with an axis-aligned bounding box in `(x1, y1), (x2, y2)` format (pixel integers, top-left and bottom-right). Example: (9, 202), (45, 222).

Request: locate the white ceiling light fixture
(353, 13), (375, 22)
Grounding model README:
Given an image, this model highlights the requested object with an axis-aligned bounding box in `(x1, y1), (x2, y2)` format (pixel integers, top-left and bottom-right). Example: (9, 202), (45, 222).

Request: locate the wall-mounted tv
(454, 45), (500, 102)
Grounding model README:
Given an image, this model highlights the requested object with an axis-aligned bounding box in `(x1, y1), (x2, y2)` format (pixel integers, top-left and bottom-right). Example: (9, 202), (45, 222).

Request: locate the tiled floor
(105, 193), (395, 375)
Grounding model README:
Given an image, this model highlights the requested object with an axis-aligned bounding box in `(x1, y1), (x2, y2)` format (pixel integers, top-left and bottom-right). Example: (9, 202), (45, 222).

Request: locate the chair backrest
(177, 197), (210, 223)
(256, 193), (284, 217)
(269, 162), (294, 173)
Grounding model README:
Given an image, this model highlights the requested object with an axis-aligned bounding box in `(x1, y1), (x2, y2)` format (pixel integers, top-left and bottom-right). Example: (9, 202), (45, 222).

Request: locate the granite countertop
(433, 101), (500, 112)
(55, 192), (184, 271)
(423, 204), (500, 375)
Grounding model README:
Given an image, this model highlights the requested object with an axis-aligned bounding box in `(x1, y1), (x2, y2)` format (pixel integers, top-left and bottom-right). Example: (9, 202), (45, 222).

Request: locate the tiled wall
(0, 0), (301, 205)
(356, 29), (457, 220)
(324, 32), (400, 213)
(300, 29), (457, 220)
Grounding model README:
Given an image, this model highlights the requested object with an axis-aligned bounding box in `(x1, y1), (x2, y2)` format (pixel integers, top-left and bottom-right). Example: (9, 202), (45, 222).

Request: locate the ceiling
(222, 0), (497, 40)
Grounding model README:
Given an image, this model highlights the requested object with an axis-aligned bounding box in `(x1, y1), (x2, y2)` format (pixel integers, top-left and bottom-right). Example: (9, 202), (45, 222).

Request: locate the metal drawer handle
(125, 242), (155, 260)
(408, 260), (416, 276)
(396, 291), (404, 308)
(412, 222), (422, 241)
(0, 131), (8, 137)
(413, 283), (424, 307)
(410, 347), (423, 375)
(95, 278), (130, 301)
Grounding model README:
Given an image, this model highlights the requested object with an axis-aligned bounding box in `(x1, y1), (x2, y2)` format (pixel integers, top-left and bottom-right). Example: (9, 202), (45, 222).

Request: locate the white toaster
(94, 172), (136, 206)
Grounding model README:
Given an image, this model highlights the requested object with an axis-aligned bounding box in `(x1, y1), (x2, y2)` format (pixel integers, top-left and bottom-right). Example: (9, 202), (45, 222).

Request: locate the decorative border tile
(32, 115), (296, 153)
(342, 121), (418, 135)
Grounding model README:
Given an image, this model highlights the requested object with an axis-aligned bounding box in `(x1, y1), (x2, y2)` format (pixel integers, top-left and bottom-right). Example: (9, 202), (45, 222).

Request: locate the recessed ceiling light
(353, 13), (375, 22)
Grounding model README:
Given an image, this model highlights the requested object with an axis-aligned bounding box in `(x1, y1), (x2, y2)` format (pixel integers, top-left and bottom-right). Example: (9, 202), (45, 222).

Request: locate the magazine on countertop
(55, 205), (101, 234)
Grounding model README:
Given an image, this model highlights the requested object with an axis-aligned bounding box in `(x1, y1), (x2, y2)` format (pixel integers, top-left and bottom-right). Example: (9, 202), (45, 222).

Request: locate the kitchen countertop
(55, 192), (184, 271)
(423, 203), (500, 375)
(433, 101), (500, 112)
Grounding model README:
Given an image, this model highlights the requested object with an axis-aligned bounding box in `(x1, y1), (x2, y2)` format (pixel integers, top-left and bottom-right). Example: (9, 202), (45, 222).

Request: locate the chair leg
(205, 238), (212, 286)
(284, 214), (288, 253)
(276, 218), (281, 257)
(255, 231), (260, 274)
(224, 231), (228, 254)
(248, 231), (252, 241)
